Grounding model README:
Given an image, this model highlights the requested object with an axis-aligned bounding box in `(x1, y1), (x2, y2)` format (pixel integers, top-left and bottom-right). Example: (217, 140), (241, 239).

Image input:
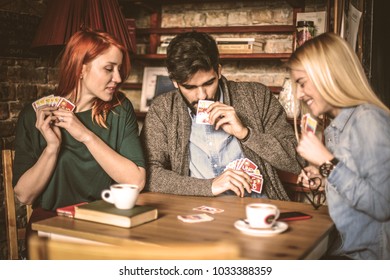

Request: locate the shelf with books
(122, 0), (328, 125)
(136, 25), (295, 35)
(133, 53), (292, 60)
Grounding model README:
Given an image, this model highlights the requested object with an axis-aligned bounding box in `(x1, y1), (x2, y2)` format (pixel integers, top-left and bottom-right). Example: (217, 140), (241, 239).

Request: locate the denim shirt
(189, 91), (244, 178)
(325, 104), (390, 259)
(189, 119), (244, 179)
(188, 93), (267, 198)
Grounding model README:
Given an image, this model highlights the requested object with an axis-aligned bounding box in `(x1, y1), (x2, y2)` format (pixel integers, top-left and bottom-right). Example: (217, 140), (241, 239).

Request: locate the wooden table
(32, 192), (335, 260)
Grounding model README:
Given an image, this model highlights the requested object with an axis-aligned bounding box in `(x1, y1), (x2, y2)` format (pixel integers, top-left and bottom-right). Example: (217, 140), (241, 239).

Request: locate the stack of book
(216, 37), (264, 54)
(57, 200), (158, 228)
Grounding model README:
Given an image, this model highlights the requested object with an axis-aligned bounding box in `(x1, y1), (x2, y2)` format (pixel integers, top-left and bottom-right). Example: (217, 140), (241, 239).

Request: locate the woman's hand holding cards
(35, 107), (62, 150)
(53, 109), (93, 143)
(298, 113), (334, 167)
(297, 132), (334, 167)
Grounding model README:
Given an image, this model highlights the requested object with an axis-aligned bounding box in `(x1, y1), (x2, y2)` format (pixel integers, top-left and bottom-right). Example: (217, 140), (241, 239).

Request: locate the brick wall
(0, 0), (48, 260)
(0, 57), (57, 141)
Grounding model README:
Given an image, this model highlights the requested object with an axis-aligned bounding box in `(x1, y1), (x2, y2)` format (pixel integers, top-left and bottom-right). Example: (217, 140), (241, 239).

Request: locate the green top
(13, 93), (145, 211)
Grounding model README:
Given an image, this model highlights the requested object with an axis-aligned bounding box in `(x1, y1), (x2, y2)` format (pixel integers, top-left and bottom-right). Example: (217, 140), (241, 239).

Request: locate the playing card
(57, 97), (76, 112)
(32, 96), (49, 111)
(301, 113), (308, 131)
(305, 114), (317, 133)
(192, 205), (224, 214)
(301, 113), (317, 133)
(52, 96), (61, 107)
(45, 95), (54, 106)
(177, 213), (214, 223)
(225, 159), (238, 171)
(239, 158), (257, 173)
(250, 174), (263, 193)
(196, 100), (214, 124)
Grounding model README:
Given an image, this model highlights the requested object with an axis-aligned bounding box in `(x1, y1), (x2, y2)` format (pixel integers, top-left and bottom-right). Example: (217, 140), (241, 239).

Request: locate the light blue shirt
(188, 92), (267, 198)
(325, 104), (390, 259)
(189, 93), (244, 179)
(189, 119), (244, 179)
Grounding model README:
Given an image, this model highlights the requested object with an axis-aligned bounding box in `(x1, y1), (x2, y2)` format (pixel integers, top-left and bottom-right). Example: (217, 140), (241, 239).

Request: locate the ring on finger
(59, 116), (64, 122)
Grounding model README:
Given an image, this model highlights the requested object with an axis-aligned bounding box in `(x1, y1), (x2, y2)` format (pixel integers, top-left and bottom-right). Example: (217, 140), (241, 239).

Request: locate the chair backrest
(2, 148), (32, 260)
(28, 234), (240, 260)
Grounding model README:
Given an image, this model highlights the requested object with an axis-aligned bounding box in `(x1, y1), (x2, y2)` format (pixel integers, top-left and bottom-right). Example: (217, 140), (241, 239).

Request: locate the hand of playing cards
(224, 158), (263, 194)
(32, 95), (75, 112)
(301, 113), (317, 134)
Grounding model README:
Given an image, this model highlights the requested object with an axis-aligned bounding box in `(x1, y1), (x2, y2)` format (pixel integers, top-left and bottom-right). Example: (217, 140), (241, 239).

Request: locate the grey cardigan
(141, 76), (301, 200)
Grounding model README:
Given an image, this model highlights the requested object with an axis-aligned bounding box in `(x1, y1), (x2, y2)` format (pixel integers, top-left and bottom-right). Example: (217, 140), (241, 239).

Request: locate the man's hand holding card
(224, 158), (263, 194)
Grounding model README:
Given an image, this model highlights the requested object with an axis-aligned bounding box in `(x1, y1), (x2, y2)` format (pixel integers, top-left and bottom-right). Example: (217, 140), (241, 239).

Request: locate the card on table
(192, 205), (224, 214)
(177, 213), (214, 223)
(196, 100), (214, 125)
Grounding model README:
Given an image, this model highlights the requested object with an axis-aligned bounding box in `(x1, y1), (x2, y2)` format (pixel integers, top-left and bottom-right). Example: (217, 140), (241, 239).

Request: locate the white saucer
(234, 220), (288, 237)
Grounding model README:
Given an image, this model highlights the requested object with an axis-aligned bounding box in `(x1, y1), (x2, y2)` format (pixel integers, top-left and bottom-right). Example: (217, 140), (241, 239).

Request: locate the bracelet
(240, 127), (251, 142)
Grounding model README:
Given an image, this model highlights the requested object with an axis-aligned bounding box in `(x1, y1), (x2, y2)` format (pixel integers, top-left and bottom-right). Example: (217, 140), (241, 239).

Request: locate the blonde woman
(289, 32), (390, 260)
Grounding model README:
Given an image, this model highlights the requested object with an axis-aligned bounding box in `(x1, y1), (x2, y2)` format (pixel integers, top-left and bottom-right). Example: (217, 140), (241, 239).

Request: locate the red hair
(56, 29), (130, 127)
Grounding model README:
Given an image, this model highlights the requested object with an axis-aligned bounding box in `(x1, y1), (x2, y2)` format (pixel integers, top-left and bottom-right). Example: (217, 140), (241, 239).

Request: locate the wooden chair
(277, 169), (310, 202)
(2, 148), (33, 259)
(28, 235), (240, 260)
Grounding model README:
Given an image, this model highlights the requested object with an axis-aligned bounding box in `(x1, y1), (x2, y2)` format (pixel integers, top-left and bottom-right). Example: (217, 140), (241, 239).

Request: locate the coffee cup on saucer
(246, 203), (280, 229)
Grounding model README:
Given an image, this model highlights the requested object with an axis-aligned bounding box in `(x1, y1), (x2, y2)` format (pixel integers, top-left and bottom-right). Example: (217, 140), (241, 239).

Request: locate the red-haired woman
(13, 29), (146, 244)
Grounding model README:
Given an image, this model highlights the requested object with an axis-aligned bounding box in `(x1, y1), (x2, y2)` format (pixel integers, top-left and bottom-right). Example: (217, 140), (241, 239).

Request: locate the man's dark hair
(166, 31), (220, 84)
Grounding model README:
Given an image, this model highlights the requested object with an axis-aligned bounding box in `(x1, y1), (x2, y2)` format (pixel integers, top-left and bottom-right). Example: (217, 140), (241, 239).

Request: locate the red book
(56, 202), (88, 218)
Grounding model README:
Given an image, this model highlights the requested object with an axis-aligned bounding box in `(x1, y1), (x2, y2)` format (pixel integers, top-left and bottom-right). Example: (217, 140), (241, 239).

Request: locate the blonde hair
(288, 32), (389, 114)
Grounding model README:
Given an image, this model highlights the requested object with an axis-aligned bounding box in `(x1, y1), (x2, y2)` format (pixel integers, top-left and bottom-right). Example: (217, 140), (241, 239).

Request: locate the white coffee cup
(101, 184), (140, 210)
(246, 203), (280, 229)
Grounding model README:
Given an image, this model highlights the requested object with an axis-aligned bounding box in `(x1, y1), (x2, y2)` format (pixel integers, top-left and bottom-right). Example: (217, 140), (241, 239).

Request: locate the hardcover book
(74, 200), (158, 228)
(216, 37), (264, 53)
(56, 202), (88, 218)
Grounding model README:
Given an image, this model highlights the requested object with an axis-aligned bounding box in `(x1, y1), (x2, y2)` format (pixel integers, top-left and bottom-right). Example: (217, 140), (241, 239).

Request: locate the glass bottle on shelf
(295, 20), (315, 49)
(278, 77), (300, 119)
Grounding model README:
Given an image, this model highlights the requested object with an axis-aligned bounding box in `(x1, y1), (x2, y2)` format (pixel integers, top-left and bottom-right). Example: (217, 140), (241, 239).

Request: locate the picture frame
(140, 67), (175, 112)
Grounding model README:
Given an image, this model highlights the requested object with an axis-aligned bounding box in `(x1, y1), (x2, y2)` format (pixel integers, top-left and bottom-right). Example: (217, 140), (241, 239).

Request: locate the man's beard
(178, 84), (221, 116)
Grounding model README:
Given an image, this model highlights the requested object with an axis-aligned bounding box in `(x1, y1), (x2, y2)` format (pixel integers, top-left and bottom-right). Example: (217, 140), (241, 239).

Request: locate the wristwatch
(319, 157), (339, 177)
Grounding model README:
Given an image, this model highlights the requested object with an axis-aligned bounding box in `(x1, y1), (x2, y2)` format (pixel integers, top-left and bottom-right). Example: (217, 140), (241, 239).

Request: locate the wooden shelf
(126, 0), (300, 124)
(133, 53), (292, 60)
(121, 83), (142, 90)
(136, 25), (295, 35)
(121, 0), (305, 9)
